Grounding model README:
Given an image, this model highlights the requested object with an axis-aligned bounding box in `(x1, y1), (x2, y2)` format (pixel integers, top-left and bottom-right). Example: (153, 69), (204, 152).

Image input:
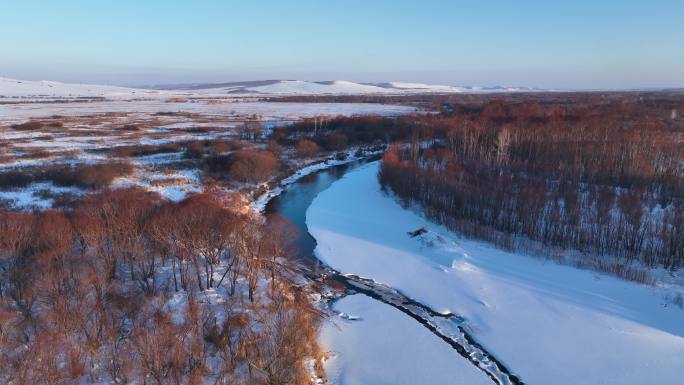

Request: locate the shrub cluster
(204, 150), (280, 183)
(0, 162), (133, 190)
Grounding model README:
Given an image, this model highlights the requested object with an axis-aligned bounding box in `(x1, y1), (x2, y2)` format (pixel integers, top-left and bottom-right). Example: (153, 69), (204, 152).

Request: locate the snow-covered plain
(321, 295), (492, 385)
(0, 100), (416, 123)
(0, 93), (414, 208)
(307, 162), (684, 385)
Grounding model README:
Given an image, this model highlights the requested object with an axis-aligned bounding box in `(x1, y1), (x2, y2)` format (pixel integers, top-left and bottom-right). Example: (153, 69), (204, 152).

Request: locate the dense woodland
(0, 188), (325, 384)
(378, 95), (684, 279)
(271, 115), (413, 151)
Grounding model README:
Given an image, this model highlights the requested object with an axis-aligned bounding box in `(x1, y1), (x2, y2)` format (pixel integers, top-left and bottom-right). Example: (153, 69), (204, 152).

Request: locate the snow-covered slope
(0, 77), (540, 100)
(0, 77), (171, 100)
(308, 162), (684, 385)
(387, 81), (467, 92)
(183, 80), (539, 95)
(250, 80), (389, 94)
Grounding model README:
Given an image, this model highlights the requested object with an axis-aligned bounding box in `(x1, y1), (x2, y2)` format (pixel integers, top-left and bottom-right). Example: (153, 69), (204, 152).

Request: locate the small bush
(205, 150), (279, 183)
(183, 127), (213, 133)
(229, 151), (279, 183)
(267, 140), (284, 156)
(296, 139), (319, 158)
(0, 172), (34, 189)
(117, 124), (140, 131)
(45, 162), (134, 189)
(21, 148), (51, 159)
(184, 141), (206, 159)
(113, 143), (182, 157)
(212, 139), (242, 155)
(12, 120), (43, 131)
(324, 133), (348, 151)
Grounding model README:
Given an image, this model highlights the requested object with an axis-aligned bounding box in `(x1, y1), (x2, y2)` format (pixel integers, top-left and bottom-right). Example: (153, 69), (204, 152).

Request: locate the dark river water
(264, 158), (376, 265)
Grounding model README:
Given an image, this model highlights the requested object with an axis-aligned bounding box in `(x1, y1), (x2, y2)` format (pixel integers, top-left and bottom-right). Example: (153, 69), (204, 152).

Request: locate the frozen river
(305, 162), (684, 385)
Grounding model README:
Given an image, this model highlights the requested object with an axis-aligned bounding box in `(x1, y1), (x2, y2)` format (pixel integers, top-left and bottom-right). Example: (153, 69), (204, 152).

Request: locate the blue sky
(1, 0), (683, 89)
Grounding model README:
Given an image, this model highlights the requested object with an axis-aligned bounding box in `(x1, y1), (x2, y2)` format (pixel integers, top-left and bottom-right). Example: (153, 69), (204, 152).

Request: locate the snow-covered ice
(307, 162), (684, 385)
(321, 294), (492, 385)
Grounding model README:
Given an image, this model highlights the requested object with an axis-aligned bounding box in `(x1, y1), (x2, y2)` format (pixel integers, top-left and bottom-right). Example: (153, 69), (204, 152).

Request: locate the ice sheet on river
(321, 294), (492, 385)
(307, 162), (684, 385)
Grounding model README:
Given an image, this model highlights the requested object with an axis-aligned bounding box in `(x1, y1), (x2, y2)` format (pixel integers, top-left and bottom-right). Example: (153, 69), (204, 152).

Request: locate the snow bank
(321, 294), (491, 385)
(307, 162), (684, 385)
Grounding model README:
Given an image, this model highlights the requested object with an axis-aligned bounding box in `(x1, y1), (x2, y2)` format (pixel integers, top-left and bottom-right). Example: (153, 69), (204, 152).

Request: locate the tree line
(379, 96), (684, 278)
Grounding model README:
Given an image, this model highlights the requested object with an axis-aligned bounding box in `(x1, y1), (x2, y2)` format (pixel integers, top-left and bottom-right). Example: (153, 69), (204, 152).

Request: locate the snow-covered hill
(0, 77), (171, 100)
(0, 77), (540, 100)
(187, 79), (539, 95)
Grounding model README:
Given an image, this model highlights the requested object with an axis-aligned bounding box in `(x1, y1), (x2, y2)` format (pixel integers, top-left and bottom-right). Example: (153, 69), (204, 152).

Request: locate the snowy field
(0, 95), (414, 209)
(0, 100), (415, 123)
(321, 295), (492, 385)
(307, 162), (684, 385)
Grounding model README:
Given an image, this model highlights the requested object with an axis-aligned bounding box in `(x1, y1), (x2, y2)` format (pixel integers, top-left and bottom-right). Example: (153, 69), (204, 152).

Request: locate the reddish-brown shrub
(47, 162), (134, 189)
(117, 124), (140, 131)
(12, 120), (43, 131)
(267, 140), (284, 156)
(296, 139), (319, 158)
(113, 143), (182, 157)
(229, 150), (279, 183)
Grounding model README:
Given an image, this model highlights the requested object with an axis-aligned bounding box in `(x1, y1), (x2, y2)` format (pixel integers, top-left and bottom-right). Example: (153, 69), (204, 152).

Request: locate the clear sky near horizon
(1, 0), (683, 89)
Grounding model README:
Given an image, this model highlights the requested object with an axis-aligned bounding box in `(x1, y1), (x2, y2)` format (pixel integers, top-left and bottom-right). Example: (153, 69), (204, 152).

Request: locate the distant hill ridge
(0, 77), (543, 99)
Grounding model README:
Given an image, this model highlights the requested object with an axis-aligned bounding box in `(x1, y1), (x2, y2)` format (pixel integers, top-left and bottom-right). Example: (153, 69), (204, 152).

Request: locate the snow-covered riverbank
(307, 161), (684, 385)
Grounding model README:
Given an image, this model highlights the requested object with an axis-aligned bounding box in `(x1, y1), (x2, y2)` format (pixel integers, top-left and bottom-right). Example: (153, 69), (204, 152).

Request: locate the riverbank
(252, 147), (382, 212)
